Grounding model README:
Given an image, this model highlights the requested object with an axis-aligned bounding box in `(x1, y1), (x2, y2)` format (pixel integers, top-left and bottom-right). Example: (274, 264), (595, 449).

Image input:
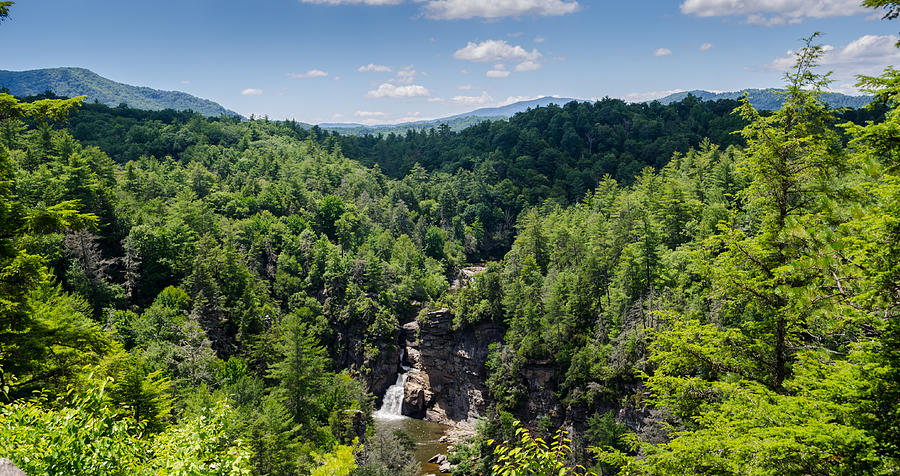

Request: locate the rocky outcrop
(368, 337), (402, 407)
(399, 309), (504, 427)
(0, 459), (26, 476)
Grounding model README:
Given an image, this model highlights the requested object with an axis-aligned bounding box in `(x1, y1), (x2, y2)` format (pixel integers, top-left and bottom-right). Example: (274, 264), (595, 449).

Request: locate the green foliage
(352, 428), (419, 476)
(0, 382), (251, 475)
(143, 398), (253, 475)
(0, 68), (239, 117)
(1, 18), (897, 473)
(0, 1), (13, 20)
(311, 443), (357, 476)
(0, 383), (144, 475)
(594, 33), (900, 476)
(491, 421), (595, 476)
(268, 312), (330, 433)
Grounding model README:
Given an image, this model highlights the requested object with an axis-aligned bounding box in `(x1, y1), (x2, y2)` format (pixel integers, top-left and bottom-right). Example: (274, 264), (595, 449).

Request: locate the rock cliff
(399, 309), (504, 427)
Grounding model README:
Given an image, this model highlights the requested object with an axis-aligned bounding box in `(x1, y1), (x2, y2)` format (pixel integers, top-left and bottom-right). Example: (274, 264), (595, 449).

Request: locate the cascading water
(375, 350), (412, 419)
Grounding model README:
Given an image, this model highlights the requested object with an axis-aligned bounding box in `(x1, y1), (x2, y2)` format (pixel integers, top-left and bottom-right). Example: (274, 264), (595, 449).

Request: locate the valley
(1, 1), (900, 474)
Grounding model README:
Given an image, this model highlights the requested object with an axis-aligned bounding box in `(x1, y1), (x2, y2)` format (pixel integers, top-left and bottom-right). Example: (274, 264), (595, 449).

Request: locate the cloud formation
(487, 64), (511, 78)
(395, 65), (418, 84)
(288, 69), (329, 78)
(454, 40), (541, 62)
(767, 34), (900, 82)
(620, 89), (686, 103)
(680, 0), (865, 25)
(241, 88), (263, 96)
(355, 110), (388, 117)
(366, 83), (431, 98)
(358, 63), (392, 72)
(452, 91), (494, 106)
(454, 40), (543, 75)
(300, 0), (402, 5)
(515, 60), (541, 71)
(299, 0), (578, 19)
(421, 0), (579, 19)
(699, 42), (713, 51)
(653, 48), (673, 56)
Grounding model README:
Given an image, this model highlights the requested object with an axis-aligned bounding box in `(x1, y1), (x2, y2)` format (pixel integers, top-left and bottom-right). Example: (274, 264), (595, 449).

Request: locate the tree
(706, 34), (847, 390)
(864, 0), (900, 19)
(0, 1), (12, 21)
(491, 421), (595, 476)
(268, 311), (330, 433)
(0, 94), (106, 397)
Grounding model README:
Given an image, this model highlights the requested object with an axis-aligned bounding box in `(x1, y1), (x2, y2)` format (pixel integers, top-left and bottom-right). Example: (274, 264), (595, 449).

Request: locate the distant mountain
(654, 88), (872, 110)
(443, 96), (580, 120)
(318, 122), (366, 128)
(318, 115), (506, 136)
(318, 96), (578, 136)
(0, 67), (240, 117)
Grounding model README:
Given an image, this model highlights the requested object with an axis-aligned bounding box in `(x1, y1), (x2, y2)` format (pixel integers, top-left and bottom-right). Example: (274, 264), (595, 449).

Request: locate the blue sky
(2, 0), (898, 123)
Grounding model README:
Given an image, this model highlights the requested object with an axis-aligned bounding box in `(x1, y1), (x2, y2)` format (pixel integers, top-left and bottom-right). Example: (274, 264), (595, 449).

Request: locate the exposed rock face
(400, 309), (504, 427)
(0, 459), (26, 476)
(368, 336), (402, 407)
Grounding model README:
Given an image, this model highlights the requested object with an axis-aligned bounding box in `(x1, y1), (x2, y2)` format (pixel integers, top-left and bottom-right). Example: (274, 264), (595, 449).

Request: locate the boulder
(0, 459), (26, 476)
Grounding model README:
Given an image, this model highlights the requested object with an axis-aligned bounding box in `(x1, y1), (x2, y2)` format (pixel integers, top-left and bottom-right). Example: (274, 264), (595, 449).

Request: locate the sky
(2, 0), (899, 123)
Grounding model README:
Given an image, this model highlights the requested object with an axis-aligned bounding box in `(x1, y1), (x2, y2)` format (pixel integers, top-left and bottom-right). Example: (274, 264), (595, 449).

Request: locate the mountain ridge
(317, 90), (871, 136)
(653, 88), (872, 110)
(0, 67), (241, 118)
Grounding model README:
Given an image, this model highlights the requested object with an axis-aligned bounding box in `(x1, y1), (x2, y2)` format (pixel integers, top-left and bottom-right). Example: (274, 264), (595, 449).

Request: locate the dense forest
(2, 0), (900, 474)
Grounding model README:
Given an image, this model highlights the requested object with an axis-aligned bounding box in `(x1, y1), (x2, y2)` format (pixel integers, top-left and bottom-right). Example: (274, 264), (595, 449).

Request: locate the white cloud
(487, 64), (510, 78)
(458, 84), (476, 90)
(452, 91), (494, 106)
(699, 42), (713, 51)
(300, 0), (579, 18)
(355, 110), (388, 117)
(288, 69), (329, 78)
(619, 89), (686, 103)
(653, 48), (673, 56)
(680, 0), (865, 25)
(395, 65), (418, 84)
(453, 39), (542, 63)
(497, 94), (554, 106)
(421, 0), (579, 19)
(534, 36), (546, 43)
(515, 60), (541, 71)
(508, 32), (524, 37)
(455, 40), (543, 75)
(241, 88), (263, 96)
(366, 83), (431, 98)
(180, 80), (191, 85)
(300, 0), (402, 4)
(358, 63), (392, 72)
(767, 34), (900, 85)
(397, 112), (423, 122)
(428, 97), (446, 102)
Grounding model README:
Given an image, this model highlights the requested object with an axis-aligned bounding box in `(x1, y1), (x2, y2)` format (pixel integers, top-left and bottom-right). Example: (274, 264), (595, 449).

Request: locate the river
(373, 415), (451, 475)
(374, 362), (451, 474)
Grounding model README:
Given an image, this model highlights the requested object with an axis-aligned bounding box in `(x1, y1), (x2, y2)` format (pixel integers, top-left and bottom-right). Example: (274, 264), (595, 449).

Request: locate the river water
(373, 415), (450, 475)
(374, 364), (451, 475)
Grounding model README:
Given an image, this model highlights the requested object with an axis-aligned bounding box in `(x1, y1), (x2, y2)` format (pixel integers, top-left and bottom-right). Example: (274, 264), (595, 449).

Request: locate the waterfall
(375, 350), (411, 419)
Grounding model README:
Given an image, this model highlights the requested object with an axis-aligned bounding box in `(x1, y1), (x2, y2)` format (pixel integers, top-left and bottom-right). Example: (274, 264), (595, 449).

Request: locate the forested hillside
(0, 68), (241, 118)
(655, 88), (872, 110)
(1, 0), (899, 474)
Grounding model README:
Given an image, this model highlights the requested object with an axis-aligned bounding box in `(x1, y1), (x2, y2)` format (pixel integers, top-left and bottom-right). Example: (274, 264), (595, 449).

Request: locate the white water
(375, 351), (412, 420)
